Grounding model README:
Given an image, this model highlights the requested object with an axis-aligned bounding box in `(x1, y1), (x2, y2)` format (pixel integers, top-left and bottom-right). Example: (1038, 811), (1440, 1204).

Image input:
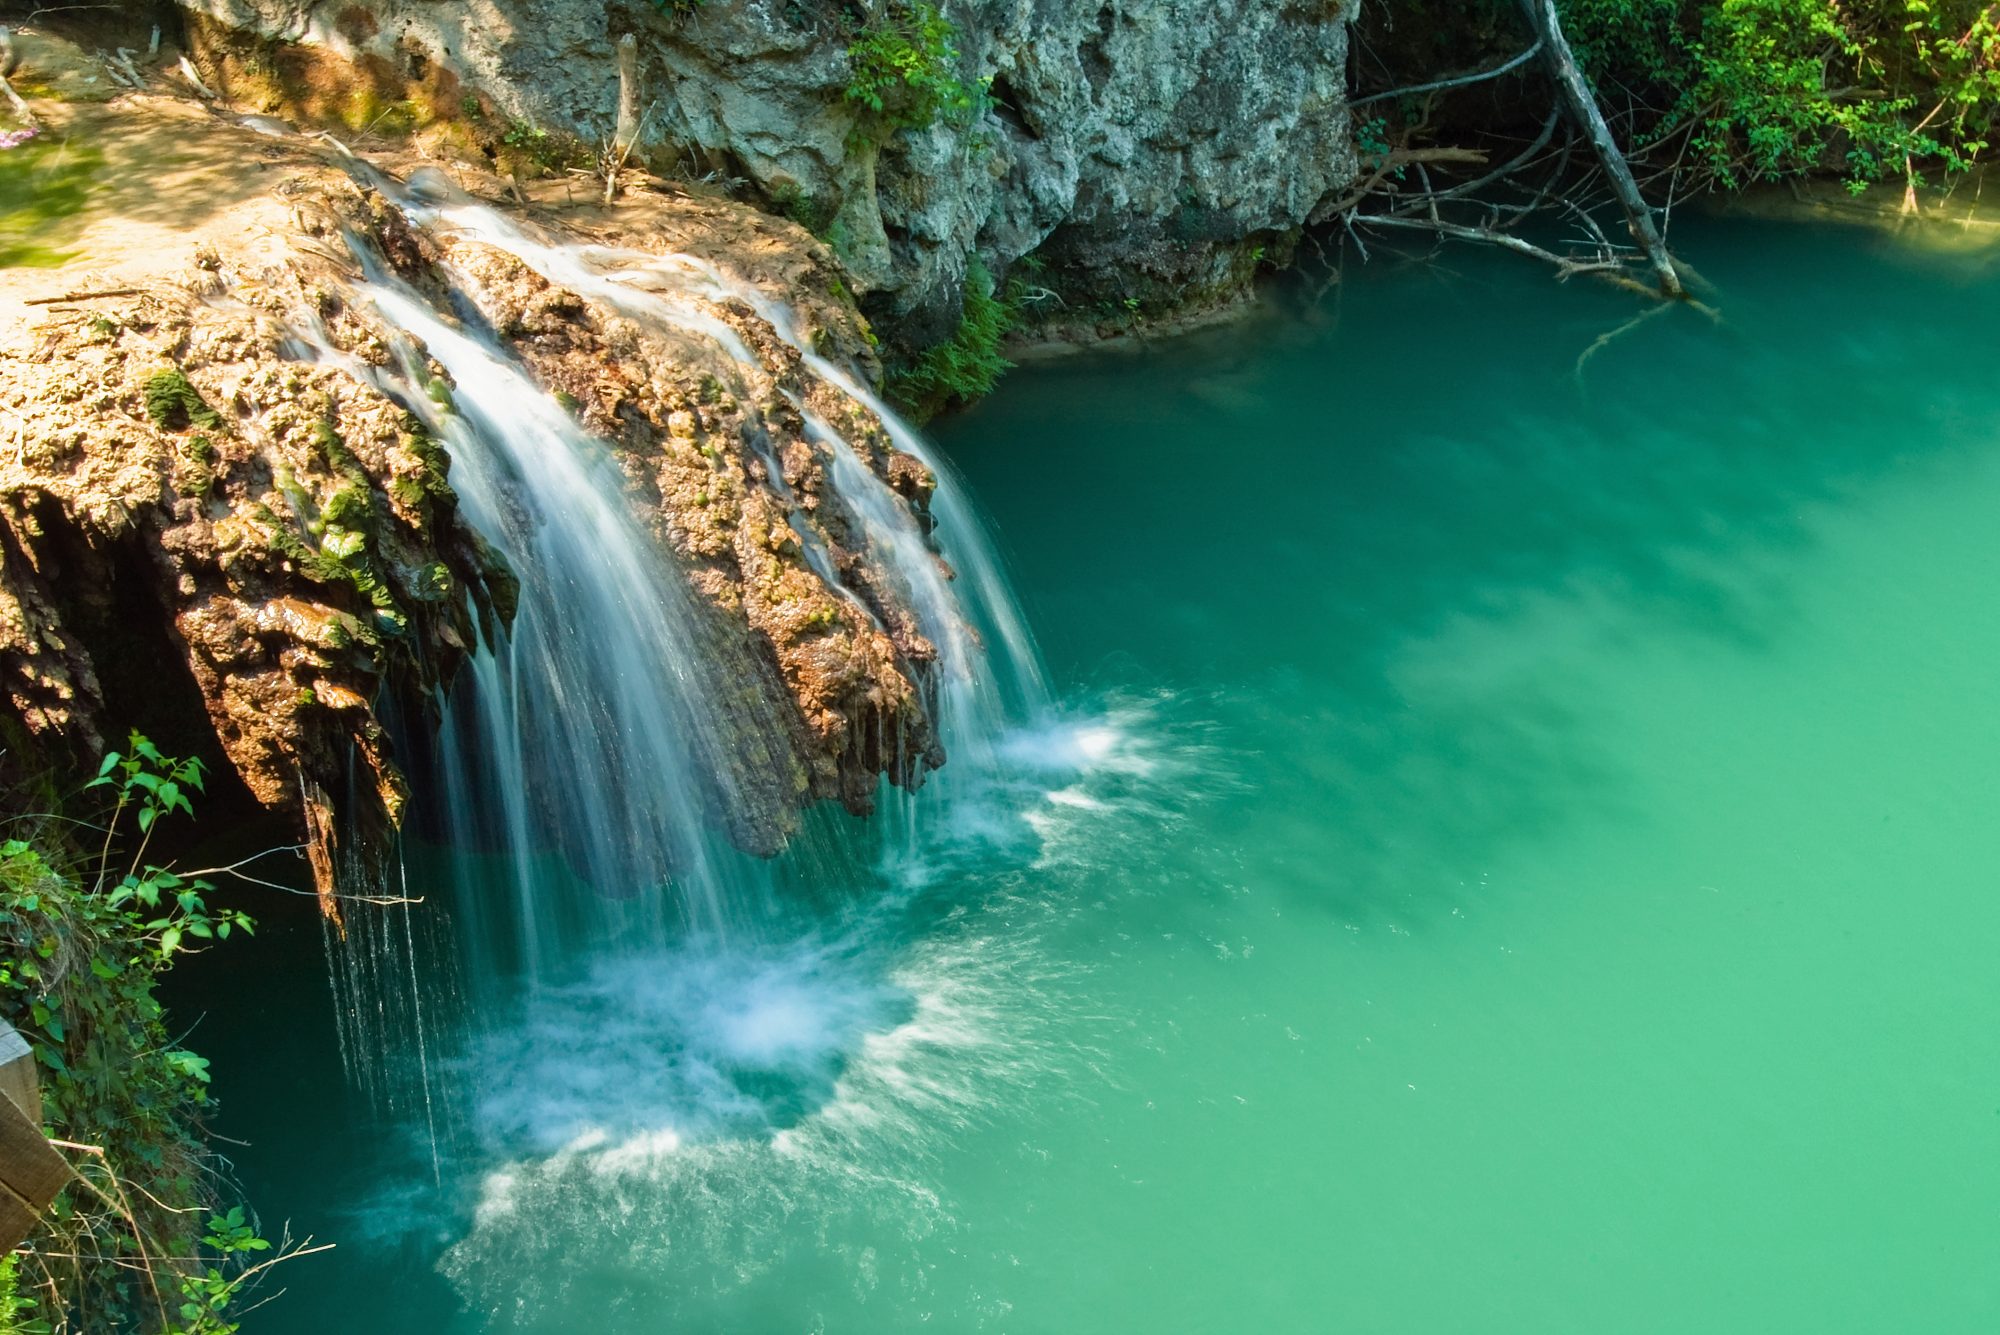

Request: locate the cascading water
(277, 165), (1144, 1201)
(380, 179), (1063, 880)
(389, 176), (1050, 742)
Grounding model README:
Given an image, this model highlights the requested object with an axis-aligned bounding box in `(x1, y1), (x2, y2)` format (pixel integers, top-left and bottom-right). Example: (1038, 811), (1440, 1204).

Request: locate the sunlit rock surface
(0, 87), (949, 899)
(179, 0), (1360, 334)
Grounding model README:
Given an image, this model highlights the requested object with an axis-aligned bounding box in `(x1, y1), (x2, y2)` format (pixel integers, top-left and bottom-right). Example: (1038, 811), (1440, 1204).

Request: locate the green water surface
(196, 219), (2000, 1333)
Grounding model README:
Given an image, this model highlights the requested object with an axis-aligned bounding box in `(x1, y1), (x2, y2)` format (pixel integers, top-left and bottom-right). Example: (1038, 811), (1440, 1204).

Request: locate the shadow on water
(937, 216), (2000, 929)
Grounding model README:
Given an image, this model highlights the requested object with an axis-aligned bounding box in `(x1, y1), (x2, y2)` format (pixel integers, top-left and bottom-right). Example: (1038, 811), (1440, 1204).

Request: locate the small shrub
(1, 734), (294, 1334)
(844, 2), (983, 136)
(499, 119), (586, 175)
(889, 254), (1017, 410)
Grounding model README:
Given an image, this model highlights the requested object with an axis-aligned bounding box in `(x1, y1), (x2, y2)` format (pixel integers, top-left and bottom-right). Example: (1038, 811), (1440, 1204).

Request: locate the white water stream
(277, 174), (1138, 1210)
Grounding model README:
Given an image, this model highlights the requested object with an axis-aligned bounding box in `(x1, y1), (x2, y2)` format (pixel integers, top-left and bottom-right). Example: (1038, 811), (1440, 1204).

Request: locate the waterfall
(287, 170), (1065, 1155)
(391, 175), (1049, 742)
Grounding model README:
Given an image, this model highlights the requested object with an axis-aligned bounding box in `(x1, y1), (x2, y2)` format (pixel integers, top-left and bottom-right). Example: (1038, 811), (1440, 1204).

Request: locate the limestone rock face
(180, 0), (1359, 333)
(0, 243), (499, 914)
(1, 104), (944, 904)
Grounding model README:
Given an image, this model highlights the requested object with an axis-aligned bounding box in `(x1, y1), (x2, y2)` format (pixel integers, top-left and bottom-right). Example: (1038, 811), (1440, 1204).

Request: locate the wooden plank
(0, 1049), (38, 1124)
(0, 1020), (41, 1124)
(0, 1090), (65, 1222)
(0, 1176), (41, 1253)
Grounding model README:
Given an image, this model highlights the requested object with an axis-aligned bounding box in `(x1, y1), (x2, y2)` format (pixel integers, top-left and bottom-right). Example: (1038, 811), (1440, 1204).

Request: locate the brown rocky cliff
(1, 81), (947, 908)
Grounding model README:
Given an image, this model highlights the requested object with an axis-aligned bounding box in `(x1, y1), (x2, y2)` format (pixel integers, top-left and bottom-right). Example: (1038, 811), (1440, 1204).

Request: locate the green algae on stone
(143, 368), (225, 432)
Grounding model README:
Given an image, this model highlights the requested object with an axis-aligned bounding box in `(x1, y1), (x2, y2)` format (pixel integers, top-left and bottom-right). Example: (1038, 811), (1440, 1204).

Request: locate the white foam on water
(464, 932), (914, 1155)
(436, 889), (1076, 1323)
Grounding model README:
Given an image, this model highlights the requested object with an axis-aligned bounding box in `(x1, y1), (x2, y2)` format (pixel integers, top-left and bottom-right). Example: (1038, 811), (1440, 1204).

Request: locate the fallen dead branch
(24, 289), (143, 305)
(1520, 0), (1683, 296)
(1349, 213), (1636, 284)
(1332, 1), (1692, 303)
(1351, 37), (1546, 110)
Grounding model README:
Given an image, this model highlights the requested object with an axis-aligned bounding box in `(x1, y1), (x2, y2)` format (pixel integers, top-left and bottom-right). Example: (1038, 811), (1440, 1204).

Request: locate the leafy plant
(1355, 113), (1393, 163)
(0, 1255), (46, 1335)
(844, 2), (984, 136)
(1558, 0), (2000, 188)
(0, 734), (306, 1334)
(888, 254), (1018, 410)
(498, 118), (586, 175)
(84, 737), (252, 958)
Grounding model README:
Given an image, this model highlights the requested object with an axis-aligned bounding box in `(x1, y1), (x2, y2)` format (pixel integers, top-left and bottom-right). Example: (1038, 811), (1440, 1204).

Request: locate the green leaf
(167, 1050), (211, 1083)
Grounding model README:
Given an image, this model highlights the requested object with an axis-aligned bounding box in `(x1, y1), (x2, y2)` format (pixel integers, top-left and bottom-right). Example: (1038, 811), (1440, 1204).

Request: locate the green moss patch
(144, 368), (225, 432)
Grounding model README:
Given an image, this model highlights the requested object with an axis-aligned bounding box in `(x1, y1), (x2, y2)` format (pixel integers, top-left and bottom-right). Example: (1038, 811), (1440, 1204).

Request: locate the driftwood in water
(1338, 5), (1687, 298)
(1357, 214), (1629, 282)
(1520, 0), (1683, 296)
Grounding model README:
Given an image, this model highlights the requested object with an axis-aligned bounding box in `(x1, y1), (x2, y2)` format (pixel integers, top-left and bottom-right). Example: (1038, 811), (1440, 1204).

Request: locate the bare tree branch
(1520, 0), (1683, 296)
(1352, 38), (1546, 109)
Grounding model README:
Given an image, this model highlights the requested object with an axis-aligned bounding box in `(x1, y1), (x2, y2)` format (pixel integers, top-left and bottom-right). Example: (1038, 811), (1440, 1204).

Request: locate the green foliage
(252, 420), (413, 634)
(255, 498), (408, 636)
(499, 119), (586, 174)
(888, 255), (1017, 410)
(0, 1255), (46, 1335)
(844, 2), (985, 137)
(143, 370), (224, 434)
(170, 1209), (271, 1334)
(2, 735), (277, 1334)
(1559, 0), (2000, 187)
(398, 417), (456, 507)
(767, 179), (839, 235)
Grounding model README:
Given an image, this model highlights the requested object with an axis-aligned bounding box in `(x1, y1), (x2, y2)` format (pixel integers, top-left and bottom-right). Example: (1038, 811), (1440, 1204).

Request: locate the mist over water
(187, 219), (2000, 1332)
